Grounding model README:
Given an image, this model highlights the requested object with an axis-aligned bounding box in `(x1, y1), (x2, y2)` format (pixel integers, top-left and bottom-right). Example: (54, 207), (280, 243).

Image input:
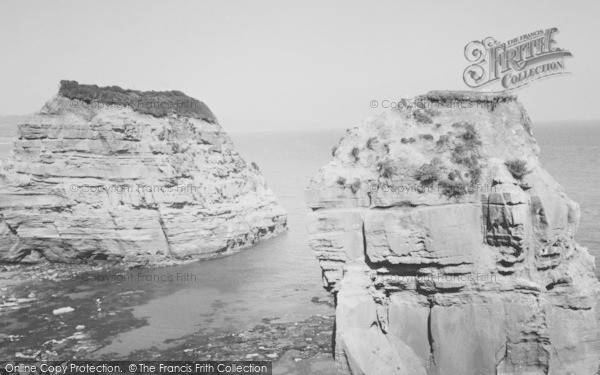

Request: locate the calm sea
(533, 122), (600, 275)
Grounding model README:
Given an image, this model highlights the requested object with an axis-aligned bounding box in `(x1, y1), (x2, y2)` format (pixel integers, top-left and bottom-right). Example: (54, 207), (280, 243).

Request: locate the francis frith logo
(463, 27), (572, 91)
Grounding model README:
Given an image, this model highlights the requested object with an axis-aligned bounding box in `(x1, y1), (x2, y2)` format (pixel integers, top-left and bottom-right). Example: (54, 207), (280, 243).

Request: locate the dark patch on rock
(59, 80), (216, 122)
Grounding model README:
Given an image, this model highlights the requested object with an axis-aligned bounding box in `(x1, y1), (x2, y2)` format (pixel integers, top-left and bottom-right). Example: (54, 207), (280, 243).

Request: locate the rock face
(0, 81), (287, 264)
(306, 91), (600, 374)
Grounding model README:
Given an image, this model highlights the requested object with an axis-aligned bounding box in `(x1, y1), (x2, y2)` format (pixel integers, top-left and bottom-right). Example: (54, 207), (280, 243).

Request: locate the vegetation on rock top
(505, 159), (531, 179)
(58, 80), (216, 122)
(413, 109), (433, 124)
(411, 121), (485, 199)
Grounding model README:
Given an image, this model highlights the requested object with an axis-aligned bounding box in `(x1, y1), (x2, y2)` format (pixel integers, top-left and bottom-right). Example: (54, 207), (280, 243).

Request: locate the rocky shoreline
(0, 262), (336, 374)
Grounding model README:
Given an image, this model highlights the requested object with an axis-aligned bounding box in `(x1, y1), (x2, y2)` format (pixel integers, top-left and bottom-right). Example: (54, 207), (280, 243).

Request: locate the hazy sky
(0, 0), (599, 131)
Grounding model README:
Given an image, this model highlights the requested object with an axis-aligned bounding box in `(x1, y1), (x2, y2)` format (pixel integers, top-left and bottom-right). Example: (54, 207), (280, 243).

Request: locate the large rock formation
(0, 81), (287, 264)
(306, 91), (600, 374)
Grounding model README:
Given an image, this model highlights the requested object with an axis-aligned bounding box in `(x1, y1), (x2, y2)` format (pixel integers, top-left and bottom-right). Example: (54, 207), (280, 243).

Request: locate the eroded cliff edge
(306, 91), (600, 374)
(0, 81), (287, 264)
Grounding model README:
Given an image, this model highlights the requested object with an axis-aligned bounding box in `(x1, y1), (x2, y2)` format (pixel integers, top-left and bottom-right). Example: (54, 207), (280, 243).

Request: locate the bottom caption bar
(0, 361), (272, 375)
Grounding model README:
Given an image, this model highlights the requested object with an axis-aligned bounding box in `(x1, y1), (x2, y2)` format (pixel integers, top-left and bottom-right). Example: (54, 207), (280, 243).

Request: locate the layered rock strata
(306, 91), (600, 374)
(0, 81), (287, 264)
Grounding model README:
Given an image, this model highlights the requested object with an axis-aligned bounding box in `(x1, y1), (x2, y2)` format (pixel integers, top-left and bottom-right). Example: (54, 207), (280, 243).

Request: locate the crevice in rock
(362, 221), (376, 270)
(3, 218), (18, 235)
(157, 215), (174, 257)
(331, 292), (337, 360)
(427, 300), (435, 367)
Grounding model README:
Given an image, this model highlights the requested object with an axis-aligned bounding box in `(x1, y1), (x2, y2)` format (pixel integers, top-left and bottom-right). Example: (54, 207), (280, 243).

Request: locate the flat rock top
(58, 80), (216, 122)
(423, 90), (517, 102)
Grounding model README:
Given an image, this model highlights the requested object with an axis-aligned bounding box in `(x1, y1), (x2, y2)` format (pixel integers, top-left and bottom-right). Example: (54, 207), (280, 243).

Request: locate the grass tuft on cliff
(58, 80), (217, 122)
(438, 174), (470, 198)
(413, 109), (433, 124)
(377, 160), (395, 179)
(505, 159), (531, 179)
(436, 133), (451, 147)
(414, 159), (441, 186)
(331, 144), (339, 157)
(424, 108), (441, 117)
(366, 137), (378, 150)
(350, 147), (360, 161)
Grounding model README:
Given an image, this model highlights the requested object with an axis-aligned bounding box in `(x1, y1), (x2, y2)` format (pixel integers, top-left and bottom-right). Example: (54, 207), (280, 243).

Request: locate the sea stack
(0, 80), (287, 264)
(306, 91), (600, 374)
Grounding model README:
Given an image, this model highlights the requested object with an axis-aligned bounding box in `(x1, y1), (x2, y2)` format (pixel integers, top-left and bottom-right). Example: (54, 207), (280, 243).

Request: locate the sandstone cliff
(0, 81), (287, 264)
(306, 91), (600, 374)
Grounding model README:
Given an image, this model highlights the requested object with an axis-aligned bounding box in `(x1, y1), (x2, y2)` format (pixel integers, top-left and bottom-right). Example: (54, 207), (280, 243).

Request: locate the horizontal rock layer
(306, 91), (600, 374)
(0, 82), (287, 264)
